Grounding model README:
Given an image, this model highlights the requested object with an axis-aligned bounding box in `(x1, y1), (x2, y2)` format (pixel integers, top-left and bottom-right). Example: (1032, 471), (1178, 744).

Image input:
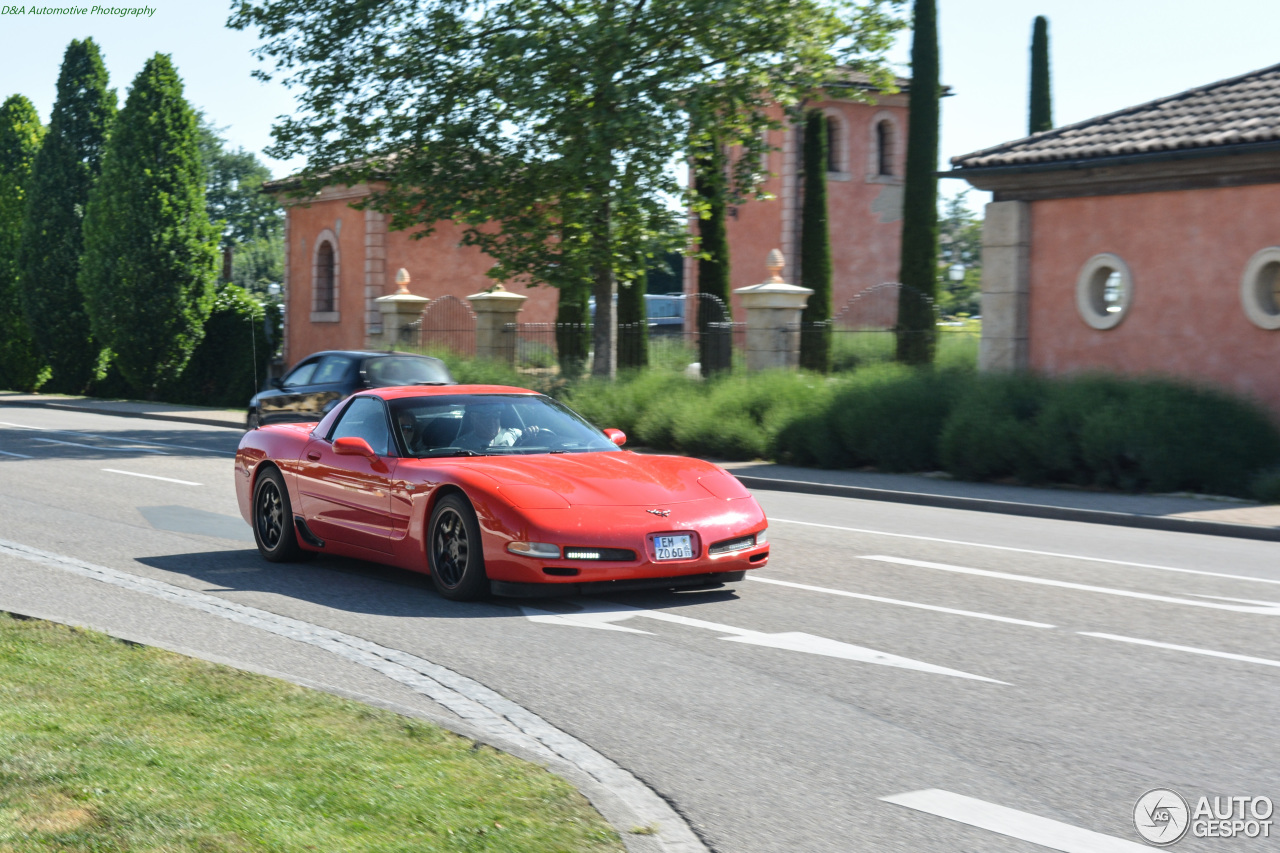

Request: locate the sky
(2, 1), (1279, 211)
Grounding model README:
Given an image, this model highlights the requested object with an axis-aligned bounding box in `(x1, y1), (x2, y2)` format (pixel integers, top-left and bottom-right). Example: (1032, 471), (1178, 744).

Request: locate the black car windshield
(388, 394), (619, 457)
(364, 356), (452, 387)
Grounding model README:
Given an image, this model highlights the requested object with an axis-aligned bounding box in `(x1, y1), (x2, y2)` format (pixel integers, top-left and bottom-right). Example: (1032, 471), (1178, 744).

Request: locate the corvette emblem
(646, 509), (671, 517)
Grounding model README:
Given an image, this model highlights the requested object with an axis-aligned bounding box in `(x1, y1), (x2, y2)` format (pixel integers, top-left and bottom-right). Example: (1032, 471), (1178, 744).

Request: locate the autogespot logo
(1135, 789), (1190, 846)
(1134, 788), (1275, 845)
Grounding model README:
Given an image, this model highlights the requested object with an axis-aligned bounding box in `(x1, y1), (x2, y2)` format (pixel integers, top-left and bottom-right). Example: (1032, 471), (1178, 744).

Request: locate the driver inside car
(453, 403), (541, 450)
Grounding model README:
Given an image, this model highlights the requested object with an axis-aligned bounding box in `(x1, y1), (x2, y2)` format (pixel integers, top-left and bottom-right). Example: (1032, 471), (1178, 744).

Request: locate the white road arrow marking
(521, 602), (1008, 684)
(882, 789), (1149, 852)
(863, 555), (1280, 616)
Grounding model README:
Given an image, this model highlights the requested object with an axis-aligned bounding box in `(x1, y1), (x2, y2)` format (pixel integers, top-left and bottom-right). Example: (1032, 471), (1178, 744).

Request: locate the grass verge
(0, 614), (623, 853)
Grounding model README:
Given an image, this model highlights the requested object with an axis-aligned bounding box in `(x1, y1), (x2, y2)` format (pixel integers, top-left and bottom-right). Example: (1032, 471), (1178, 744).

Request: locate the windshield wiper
(417, 448), (486, 457)
(411, 381), (450, 386)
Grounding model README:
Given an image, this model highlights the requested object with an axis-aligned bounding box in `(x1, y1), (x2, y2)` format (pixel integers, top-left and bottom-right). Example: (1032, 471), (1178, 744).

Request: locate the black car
(247, 350), (455, 428)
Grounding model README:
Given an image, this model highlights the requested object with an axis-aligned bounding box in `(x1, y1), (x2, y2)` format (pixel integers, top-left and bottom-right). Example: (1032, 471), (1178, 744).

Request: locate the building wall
(711, 94), (909, 318)
(282, 189), (559, 365)
(1028, 183), (1280, 417)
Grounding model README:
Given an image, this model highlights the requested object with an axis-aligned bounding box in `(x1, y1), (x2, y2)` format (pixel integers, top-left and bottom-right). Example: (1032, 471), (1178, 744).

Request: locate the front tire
(253, 467), (303, 562)
(427, 494), (488, 601)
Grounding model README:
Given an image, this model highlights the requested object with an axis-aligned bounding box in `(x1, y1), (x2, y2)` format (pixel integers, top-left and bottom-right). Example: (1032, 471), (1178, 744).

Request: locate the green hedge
(561, 367), (1280, 500)
(160, 285), (278, 408)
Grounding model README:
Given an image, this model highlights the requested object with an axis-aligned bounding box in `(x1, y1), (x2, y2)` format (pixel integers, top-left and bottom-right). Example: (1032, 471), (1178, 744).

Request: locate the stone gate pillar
(372, 268), (429, 350)
(979, 201), (1030, 371)
(734, 250), (813, 371)
(467, 284), (527, 365)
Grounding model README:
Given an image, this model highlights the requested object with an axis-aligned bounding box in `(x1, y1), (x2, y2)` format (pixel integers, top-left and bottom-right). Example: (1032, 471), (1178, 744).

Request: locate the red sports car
(235, 385), (769, 600)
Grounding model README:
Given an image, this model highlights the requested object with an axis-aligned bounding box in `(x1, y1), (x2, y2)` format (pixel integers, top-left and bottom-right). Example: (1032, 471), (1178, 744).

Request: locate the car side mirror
(333, 436), (378, 458)
(271, 377), (284, 390)
(603, 428), (626, 447)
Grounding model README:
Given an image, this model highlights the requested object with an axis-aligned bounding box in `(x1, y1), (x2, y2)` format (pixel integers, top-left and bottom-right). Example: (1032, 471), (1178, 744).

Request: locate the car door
(299, 354), (358, 421)
(295, 395), (396, 553)
(259, 357), (320, 424)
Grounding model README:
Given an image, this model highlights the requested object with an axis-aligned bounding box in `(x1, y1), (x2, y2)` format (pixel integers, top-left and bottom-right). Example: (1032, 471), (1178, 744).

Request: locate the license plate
(654, 534), (693, 561)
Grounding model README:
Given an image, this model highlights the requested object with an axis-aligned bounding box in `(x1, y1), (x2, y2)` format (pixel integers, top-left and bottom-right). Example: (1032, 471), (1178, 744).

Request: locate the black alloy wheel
(253, 467), (302, 562)
(428, 494), (488, 601)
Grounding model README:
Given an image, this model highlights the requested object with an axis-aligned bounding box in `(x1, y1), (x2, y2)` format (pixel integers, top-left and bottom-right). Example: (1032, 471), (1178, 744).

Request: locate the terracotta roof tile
(951, 62), (1280, 169)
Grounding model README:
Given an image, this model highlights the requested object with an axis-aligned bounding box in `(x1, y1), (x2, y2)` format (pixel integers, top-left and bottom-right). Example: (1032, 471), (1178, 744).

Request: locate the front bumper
(481, 496), (769, 586)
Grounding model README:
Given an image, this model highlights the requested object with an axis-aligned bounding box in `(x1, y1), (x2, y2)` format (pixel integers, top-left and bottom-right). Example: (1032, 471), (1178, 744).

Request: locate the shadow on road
(137, 546), (742, 622)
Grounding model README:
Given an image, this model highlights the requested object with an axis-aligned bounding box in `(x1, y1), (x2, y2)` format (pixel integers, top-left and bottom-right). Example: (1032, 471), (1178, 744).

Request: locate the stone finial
(766, 249), (785, 283)
(394, 268), (411, 294)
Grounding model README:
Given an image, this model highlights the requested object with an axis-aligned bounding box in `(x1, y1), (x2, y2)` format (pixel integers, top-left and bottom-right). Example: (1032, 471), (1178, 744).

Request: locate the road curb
(734, 476), (1280, 543)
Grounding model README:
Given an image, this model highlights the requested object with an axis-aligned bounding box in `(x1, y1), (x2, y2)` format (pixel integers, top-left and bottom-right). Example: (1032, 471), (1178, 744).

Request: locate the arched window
(826, 116), (840, 173)
(876, 120), (894, 176)
(315, 241), (335, 312)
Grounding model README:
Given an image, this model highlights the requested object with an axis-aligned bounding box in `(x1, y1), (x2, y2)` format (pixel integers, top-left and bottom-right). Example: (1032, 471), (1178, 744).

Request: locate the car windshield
(364, 356), (452, 387)
(388, 394), (619, 457)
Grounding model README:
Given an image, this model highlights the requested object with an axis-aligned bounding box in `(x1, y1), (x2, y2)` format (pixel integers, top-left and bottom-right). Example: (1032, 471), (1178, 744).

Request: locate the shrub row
(561, 366), (1280, 500)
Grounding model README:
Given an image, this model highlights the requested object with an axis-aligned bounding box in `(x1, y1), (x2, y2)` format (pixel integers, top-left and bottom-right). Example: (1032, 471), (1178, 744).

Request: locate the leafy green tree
(230, 0), (905, 378)
(1029, 16), (1053, 134)
(896, 0), (940, 365)
(79, 54), (218, 398)
(198, 116), (283, 296)
(936, 193), (982, 317)
(799, 109), (833, 372)
(0, 95), (47, 391)
(18, 39), (116, 393)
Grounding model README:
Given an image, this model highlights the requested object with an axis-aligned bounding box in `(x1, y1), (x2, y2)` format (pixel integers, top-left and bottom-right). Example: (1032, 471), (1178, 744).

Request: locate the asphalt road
(1, 405), (1277, 853)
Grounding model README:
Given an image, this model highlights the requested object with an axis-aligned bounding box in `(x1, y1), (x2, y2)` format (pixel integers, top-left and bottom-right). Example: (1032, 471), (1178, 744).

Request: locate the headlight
(507, 542), (560, 558)
(756, 528), (767, 545)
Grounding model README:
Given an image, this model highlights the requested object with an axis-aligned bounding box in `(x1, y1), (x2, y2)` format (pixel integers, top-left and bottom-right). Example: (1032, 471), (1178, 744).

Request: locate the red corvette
(235, 385), (769, 600)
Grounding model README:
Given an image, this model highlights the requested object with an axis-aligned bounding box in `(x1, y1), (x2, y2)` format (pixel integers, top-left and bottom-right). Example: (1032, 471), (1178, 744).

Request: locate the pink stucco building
(708, 77), (912, 318)
(951, 63), (1280, 419)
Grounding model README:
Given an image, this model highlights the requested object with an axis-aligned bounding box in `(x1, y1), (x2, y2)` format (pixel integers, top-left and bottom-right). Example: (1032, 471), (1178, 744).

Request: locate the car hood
(444, 451), (750, 507)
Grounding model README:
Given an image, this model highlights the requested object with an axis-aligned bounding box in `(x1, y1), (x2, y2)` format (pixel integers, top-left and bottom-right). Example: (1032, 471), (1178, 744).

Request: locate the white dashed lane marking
(862, 556), (1280, 616)
(769, 517), (1280, 587)
(102, 469), (202, 486)
(746, 575), (1055, 628)
(1079, 632), (1280, 670)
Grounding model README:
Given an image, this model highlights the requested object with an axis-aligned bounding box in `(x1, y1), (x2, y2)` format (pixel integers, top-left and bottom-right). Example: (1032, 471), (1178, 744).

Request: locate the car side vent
(562, 548), (637, 561)
(709, 535), (755, 556)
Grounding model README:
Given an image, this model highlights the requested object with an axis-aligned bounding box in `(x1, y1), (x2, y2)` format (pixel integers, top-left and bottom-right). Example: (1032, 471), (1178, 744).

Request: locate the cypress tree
(555, 279), (590, 379)
(18, 39), (116, 393)
(694, 145), (731, 309)
(1029, 16), (1053, 134)
(896, 0), (941, 365)
(0, 95), (46, 391)
(694, 142), (731, 375)
(617, 269), (649, 369)
(79, 54), (217, 398)
(799, 109), (833, 372)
